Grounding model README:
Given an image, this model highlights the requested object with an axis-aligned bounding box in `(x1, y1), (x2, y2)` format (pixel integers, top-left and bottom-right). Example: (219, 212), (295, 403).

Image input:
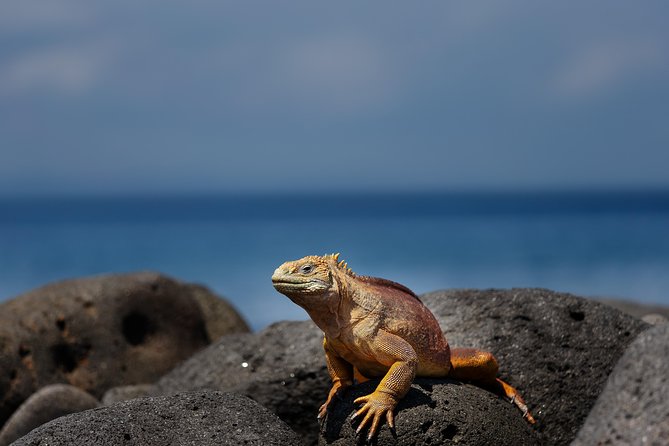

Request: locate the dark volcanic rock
(0, 272), (246, 426)
(421, 288), (649, 446)
(572, 323), (669, 445)
(12, 391), (301, 446)
(151, 320), (327, 446)
(321, 378), (540, 446)
(0, 384), (99, 446)
(107, 288), (647, 445)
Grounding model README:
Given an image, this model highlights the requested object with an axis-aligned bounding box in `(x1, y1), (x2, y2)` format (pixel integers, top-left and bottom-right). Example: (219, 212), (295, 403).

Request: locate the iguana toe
(352, 392), (398, 440)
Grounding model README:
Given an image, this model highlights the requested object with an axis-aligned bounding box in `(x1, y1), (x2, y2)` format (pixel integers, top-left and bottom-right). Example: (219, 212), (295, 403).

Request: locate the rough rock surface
(0, 384), (99, 446)
(321, 378), (540, 446)
(151, 320), (327, 446)
(421, 289), (649, 446)
(0, 272), (246, 426)
(93, 288), (649, 446)
(187, 283), (250, 340)
(572, 323), (669, 445)
(12, 391), (301, 446)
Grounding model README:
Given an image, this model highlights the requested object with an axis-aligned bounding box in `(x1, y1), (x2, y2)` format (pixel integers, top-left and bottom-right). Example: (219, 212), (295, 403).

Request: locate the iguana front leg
(319, 338), (354, 419)
(352, 330), (418, 440)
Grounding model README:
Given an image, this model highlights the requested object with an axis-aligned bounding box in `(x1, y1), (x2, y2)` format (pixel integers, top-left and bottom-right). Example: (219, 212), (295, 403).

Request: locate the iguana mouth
(272, 278), (328, 287)
(271, 274), (330, 294)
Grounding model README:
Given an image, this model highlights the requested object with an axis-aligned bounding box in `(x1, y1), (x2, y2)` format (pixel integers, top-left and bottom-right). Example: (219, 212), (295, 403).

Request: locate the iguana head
(272, 253), (352, 301)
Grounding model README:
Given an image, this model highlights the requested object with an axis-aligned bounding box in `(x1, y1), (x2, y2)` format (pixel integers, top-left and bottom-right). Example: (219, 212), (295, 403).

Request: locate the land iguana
(272, 254), (535, 440)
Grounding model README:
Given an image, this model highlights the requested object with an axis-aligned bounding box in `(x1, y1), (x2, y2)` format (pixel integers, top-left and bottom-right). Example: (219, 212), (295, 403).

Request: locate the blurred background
(1, 1), (668, 329)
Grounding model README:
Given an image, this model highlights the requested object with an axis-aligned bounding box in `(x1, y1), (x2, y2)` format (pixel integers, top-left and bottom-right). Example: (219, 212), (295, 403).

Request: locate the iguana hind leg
(353, 367), (370, 384)
(448, 348), (535, 423)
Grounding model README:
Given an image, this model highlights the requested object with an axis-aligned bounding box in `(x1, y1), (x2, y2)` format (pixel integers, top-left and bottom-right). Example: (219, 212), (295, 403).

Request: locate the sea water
(1, 192), (668, 330)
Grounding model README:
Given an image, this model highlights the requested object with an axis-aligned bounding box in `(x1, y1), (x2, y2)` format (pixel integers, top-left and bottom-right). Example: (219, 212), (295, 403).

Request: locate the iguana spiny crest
(327, 253), (354, 275)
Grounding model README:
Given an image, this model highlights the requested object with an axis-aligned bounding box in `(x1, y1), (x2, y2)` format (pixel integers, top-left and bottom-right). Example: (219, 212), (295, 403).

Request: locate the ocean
(1, 191), (668, 330)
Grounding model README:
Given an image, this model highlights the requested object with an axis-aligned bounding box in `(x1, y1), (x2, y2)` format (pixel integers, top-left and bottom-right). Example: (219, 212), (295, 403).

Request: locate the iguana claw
(352, 391), (397, 440)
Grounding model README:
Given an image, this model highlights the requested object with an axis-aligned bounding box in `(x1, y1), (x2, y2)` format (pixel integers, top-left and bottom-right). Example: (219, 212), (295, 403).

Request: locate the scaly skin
(272, 254), (535, 440)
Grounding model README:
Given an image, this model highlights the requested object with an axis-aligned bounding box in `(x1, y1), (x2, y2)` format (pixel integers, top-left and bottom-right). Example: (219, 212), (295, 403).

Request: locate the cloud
(551, 38), (667, 98)
(196, 32), (399, 117)
(1, 0), (668, 194)
(272, 34), (395, 112)
(0, 40), (118, 95)
(0, 0), (93, 31)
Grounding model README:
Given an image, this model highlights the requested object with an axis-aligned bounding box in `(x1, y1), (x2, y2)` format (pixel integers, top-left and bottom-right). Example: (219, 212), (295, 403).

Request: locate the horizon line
(2, 186), (669, 200)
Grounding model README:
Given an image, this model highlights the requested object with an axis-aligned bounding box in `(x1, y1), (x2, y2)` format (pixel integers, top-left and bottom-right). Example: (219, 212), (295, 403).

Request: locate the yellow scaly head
(271, 253), (354, 299)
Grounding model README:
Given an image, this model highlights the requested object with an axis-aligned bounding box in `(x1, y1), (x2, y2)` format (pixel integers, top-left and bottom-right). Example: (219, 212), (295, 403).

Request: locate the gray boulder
(0, 272), (248, 427)
(101, 384), (154, 405)
(572, 323), (669, 445)
(595, 297), (669, 321)
(0, 384), (99, 446)
(108, 288), (648, 446)
(641, 313), (667, 325)
(151, 320), (328, 446)
(188, 283), (250, 340)
(421, 288), (649, 446)
(321, 378), (540, 445)
(11, 391), (301, 446)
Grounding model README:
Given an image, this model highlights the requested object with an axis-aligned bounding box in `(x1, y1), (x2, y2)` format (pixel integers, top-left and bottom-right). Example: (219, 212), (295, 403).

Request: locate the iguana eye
(300, 264), (314, 274)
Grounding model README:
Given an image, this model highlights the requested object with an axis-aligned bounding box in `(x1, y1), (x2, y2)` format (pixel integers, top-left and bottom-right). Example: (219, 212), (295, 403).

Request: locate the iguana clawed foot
(494, 377), (536, 424)
(318, 379), (351, 420)
(351, 390), (398, 440)
(505, 384), (535, 424)
(517, 402), (536, 424)
(317, 404), (328, 421)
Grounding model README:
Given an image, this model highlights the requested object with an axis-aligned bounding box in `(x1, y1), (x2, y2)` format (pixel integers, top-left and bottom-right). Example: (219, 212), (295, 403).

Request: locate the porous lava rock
(103, 288), (649, 446)
(11, 391), (301, 446)
(421, 288), (649, 446)
(321, 378), (540, 446)
(0, 272), (246, 427)
(572, 322), (669, 445)
(151, 320), (328, 446)
(0, 384), (99, 446)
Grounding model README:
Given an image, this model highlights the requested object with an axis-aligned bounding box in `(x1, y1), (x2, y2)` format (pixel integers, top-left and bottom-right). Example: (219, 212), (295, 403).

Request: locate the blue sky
(1, 1), (668, 195)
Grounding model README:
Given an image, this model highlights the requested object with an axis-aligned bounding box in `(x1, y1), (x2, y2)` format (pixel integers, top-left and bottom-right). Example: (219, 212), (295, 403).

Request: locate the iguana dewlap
(272, 254), (534, 440)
